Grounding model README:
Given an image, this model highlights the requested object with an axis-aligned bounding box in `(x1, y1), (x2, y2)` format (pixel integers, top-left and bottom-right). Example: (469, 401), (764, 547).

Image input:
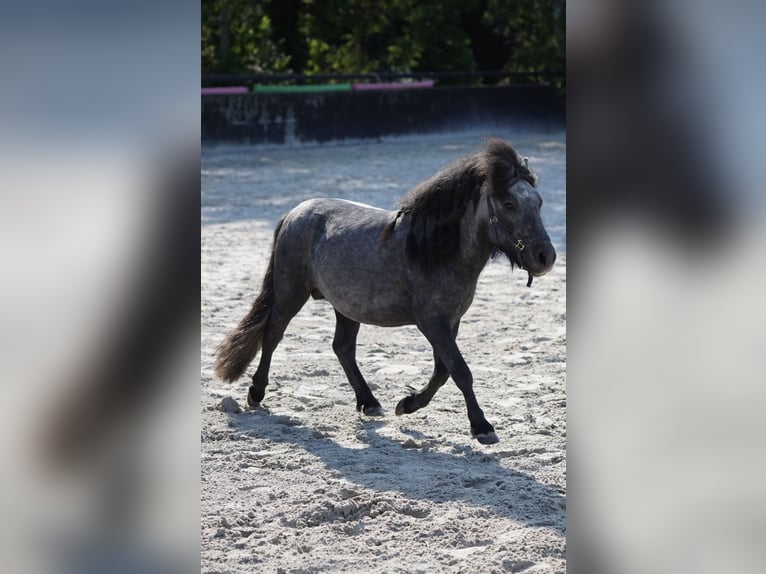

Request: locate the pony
(215, 138), (556, 444)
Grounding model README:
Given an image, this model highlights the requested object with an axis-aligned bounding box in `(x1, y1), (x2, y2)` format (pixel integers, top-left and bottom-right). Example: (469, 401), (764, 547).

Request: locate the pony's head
(483, 138), (556, 278)
(383, 138), (556, 279)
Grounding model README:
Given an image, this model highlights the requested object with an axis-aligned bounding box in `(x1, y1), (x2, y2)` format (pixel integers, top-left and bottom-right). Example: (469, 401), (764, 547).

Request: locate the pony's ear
(522, 156), (529, 168)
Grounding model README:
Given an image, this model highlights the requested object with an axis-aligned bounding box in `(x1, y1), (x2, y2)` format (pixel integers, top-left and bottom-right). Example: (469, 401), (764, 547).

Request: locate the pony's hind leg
(248, 291), (309, 408)
(395, 321), (459, 415)
(247, 326), (279, 407)
(332, 310), (383, 416)
(395, 352), (449, 415)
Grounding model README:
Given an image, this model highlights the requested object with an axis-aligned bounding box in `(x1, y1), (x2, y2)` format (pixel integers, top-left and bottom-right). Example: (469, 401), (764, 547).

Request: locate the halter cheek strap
(487, 194), (528, 252)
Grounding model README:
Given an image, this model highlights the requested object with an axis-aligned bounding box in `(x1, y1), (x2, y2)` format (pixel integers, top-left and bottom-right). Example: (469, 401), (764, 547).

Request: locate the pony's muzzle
(530, 242), (556, 275)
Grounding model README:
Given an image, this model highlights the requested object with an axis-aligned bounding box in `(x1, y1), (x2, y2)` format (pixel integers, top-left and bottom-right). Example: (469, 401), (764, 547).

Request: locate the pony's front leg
(416, 318), (498, 444)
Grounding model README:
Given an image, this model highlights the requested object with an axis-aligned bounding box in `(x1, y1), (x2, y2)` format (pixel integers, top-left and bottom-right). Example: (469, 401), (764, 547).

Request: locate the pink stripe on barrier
(201, 86), (250, 95)
(351, 80), (435, 91)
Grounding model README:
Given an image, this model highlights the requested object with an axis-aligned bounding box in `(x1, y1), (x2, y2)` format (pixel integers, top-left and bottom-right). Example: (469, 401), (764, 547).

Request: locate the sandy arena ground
(201, 130), (566, 573)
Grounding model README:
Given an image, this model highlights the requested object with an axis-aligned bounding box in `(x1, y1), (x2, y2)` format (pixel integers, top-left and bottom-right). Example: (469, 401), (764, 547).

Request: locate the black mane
(381, 138), (536, 268)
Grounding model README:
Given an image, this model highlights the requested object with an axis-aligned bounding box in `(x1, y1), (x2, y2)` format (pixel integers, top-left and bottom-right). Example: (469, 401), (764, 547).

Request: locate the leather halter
(485, 193), (550, 288)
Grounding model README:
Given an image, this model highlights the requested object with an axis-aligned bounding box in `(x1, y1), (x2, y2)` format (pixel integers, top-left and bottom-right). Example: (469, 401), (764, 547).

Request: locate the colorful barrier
(351, 80), (435, 91)
(253, 83), (352, 93)
(201, 86), (249, 96)
(202, 81), (436, 96)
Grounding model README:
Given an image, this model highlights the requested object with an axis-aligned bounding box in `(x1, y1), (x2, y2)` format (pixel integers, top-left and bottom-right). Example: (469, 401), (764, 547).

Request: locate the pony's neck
(458, 193), (494, 275)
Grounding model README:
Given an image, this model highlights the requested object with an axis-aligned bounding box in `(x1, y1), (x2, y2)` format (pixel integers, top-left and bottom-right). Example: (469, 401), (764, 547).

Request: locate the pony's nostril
(538, 245), (556, 268)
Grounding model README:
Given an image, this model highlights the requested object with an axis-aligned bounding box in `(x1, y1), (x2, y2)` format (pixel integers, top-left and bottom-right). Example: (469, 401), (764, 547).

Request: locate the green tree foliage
(299, 0), (474, 74)
(202, 0), (291, 74)
(483, 0), (565, 89)
(201, 0), (564, 92)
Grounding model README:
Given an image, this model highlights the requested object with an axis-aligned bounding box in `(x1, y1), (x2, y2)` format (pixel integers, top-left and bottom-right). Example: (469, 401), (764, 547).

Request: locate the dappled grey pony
(215, 139), (556, 444)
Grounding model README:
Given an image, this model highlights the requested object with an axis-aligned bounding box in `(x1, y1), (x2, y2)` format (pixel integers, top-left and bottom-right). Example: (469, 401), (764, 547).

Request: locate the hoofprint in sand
(201, 217), (565, 573)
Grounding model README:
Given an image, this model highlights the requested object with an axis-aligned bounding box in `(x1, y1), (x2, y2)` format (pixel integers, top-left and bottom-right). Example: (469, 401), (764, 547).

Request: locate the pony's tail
(214, 218), (283, 382)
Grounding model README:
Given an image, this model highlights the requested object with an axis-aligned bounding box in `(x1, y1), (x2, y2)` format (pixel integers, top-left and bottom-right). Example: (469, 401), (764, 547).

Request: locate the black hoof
(395, 395), (417, 416)
(471, 422), (499, 445)
(474, 431), (500, 445)
(357, 400), (384, 416)
(247, 386), (265, 408)
(362, 404), (385, 417)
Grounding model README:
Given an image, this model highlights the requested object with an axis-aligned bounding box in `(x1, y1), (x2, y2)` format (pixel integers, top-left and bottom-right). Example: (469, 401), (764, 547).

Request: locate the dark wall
(202, 85), (564, 144)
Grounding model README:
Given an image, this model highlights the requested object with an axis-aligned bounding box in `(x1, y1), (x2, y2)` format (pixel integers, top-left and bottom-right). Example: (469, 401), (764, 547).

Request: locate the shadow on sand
(230, 408), (566, 535)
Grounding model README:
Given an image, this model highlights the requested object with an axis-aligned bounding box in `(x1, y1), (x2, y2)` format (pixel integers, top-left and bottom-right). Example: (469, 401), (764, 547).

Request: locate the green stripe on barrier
(253, 83), (352, 93)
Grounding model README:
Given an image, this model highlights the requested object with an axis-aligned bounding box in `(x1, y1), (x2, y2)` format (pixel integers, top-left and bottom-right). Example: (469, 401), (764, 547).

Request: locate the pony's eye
(503, 202), (517, 211)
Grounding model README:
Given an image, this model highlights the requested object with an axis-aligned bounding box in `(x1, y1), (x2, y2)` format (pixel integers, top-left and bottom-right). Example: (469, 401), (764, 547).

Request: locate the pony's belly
(325, 295), (414, 327)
